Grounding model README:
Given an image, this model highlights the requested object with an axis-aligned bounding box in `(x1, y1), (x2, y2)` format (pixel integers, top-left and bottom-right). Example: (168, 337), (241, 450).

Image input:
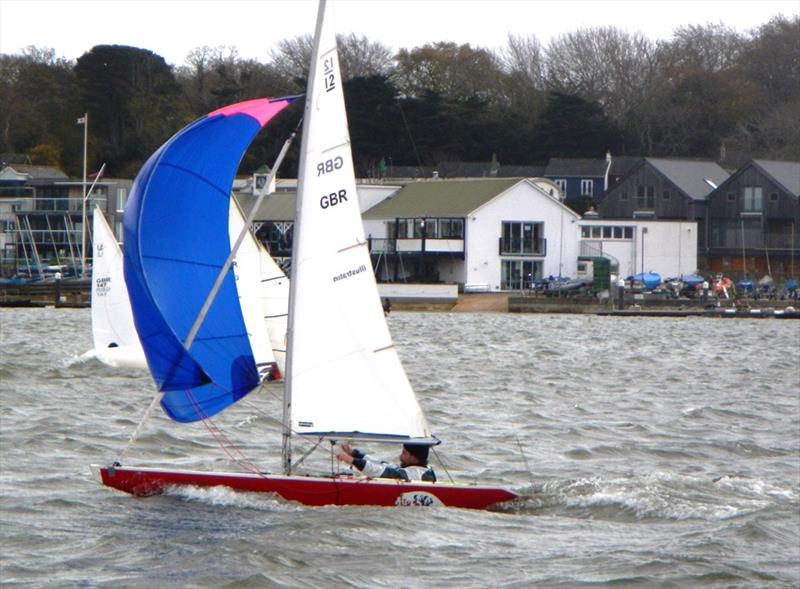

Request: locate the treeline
(0, 15), (797, 179)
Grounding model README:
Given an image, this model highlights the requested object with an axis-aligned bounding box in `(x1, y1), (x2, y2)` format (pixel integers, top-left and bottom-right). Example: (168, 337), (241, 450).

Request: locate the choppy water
(1, 308), (798, 588)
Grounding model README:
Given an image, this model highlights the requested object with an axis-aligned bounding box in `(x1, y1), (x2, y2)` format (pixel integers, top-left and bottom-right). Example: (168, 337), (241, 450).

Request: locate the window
(727, 192), (735, 202)
(501, 259), (542, 290)
(636, 185), (655, 209)
(116, 188), (127, 213)
(501, 221), (543, 254)
(581, 225), (634, 240)
(743, 186), (762, 212)
(439, 218), (464, 239)
(580, 179), (593, 196)
(770, 192), (778, 202)
(554, 179), (567, 193)
(662, 189), (671, 200)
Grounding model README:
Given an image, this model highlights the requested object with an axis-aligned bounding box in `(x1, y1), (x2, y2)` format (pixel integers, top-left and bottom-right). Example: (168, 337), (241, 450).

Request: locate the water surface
(1, 308), (798, 588)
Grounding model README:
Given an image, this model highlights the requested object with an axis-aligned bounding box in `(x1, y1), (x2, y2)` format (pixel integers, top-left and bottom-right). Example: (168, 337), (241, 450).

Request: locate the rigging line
(516, 435), (535, 493)
(186, 391), (263, 474)
(430, 446), (454, 484)
(291, 437), (323, 470)
(396, 99), (424, 169)
(240, 397), (327, 450)
(118, 394), (161, 464)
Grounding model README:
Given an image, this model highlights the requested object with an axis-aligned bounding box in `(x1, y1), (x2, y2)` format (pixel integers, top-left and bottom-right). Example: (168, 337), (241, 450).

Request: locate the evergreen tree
(530, 91), (623, 159)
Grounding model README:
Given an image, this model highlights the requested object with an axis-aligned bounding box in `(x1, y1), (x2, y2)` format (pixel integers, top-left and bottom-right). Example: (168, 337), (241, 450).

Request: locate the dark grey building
(705, 159), (800, 280)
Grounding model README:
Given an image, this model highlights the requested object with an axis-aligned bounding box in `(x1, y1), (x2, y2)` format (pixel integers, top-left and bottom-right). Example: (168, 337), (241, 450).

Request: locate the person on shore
(336, 442), (436, 482)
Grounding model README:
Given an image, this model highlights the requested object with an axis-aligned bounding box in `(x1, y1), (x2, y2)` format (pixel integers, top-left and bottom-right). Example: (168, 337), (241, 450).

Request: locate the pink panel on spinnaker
(209, 97), (296, 126)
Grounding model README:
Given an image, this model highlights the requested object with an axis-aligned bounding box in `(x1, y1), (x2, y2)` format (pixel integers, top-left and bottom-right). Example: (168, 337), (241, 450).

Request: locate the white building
(362, 178), (580, 291)
(578, 218), (698, 280)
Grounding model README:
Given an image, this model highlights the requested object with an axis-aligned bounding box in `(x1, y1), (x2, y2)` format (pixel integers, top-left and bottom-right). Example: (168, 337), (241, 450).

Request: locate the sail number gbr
(318, 156), (347, 209)
(320, 189), (348, 209)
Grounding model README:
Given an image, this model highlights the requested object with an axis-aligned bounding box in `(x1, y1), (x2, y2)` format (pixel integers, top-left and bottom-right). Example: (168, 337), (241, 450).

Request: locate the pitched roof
(235, 191), (297, 221)
(362, 178), (522, 219)
(496, 164), (547, 177)
(646, 158), (729, 200)
(0, 164), (69, 180)
(753, 160), (800, 197)
(545, 158), (609, 177)
(608, 156), (643, 177)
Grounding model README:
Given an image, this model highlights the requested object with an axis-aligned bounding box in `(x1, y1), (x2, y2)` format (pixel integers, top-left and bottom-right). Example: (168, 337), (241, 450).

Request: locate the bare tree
(392, 42), (504, 103)
(337, 33), (394, 79)
(497, 34), (547, 115)
(664, 23), (746, 72)
(738, 15), (800, 108)
(268, 35), (314, 84)
(544, 27), (662, 153)
(268, 33), (391, 84)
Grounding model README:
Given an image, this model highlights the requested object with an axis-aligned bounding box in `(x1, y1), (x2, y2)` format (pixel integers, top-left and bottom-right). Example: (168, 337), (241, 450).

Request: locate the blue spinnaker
(124, 97), (297, 422)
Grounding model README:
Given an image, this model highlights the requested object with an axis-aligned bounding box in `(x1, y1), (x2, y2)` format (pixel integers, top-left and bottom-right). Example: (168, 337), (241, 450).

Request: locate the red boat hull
(96, 465), (518, 510)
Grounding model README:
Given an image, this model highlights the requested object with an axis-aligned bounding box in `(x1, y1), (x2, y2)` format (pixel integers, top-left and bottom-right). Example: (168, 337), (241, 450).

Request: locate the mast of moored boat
(283, 0), (328, 476)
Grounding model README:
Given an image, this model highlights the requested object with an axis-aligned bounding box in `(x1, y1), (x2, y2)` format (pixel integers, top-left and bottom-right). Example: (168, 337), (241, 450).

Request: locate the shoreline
(2, 285), (798, 318)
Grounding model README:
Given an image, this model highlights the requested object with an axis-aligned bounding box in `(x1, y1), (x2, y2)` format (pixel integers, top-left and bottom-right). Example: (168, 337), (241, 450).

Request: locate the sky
(1, 0), (797, 66)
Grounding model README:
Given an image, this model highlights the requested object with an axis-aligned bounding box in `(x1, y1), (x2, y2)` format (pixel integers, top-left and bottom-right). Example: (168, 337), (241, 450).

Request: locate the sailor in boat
(336, 443), (436, 482)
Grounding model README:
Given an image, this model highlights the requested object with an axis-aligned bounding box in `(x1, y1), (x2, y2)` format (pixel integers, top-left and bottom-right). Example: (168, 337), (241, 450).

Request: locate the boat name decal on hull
(395, 491), (443, 507)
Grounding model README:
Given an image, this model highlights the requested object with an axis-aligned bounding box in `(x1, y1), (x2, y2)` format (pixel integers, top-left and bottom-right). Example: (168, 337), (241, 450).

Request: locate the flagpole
(81, 112), (88, 278)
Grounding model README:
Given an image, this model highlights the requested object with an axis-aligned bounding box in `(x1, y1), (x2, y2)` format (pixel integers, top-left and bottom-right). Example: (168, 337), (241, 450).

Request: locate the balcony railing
(710, 232), (800, 251)
(498, 237), (546, 256)
(368, 237), (464, 255)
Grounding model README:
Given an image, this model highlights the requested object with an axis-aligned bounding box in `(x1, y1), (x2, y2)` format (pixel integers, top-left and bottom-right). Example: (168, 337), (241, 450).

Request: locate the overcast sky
(1, 0), (797, 66)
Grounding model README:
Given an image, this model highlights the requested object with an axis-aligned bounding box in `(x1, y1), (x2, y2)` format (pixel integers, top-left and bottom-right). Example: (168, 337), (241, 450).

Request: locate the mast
(80, 113), (88, 278)
(283, 0), (327, 475)
(741, 219), (747, 280)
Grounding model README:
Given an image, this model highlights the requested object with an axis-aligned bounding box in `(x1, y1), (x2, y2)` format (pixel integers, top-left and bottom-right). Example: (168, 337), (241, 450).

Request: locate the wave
(504, 471), (797, 522)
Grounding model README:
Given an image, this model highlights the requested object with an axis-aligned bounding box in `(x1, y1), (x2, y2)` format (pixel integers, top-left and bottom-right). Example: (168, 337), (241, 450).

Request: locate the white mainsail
(287, 0), (431, 442)
(85, 207), (146, 368)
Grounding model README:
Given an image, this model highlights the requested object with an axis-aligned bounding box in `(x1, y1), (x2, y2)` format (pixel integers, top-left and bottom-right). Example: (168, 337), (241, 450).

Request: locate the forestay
(287, 2), (433, 443)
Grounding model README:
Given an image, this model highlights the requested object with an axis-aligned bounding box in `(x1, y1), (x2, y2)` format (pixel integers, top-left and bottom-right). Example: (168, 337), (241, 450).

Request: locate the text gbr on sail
(317, 156), (343, 176)
(320, 189), (348, 209)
